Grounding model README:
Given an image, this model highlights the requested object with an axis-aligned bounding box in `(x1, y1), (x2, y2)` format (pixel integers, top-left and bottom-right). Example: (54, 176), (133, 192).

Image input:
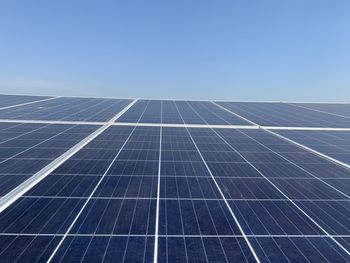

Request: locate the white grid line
(153, 101), (163, 263)
(1, 118), (350, 131)
(2, 233), (350, 238)
(19, 196), (350, 202)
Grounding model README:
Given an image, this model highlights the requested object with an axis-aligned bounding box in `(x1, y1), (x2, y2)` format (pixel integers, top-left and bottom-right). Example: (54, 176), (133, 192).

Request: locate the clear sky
(1, 0), (350, 101)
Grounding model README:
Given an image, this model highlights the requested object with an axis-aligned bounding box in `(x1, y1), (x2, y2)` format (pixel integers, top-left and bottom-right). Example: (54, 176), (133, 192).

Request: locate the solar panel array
(0, 95), (349, 262)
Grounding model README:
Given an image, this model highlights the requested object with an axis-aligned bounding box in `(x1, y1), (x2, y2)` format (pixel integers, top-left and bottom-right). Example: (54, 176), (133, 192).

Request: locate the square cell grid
(0, 96), (350, 262)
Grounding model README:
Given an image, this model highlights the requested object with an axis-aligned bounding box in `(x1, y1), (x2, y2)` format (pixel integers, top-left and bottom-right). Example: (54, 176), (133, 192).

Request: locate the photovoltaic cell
(250, 237), (349, 262)
(54, 236), (154, 262)
(0, 235), (61, 261)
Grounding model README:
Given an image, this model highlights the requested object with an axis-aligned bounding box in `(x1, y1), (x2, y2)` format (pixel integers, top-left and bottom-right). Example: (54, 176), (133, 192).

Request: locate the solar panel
(0, 95), (349, 262)
(291, 103), (350, 118)
(0, 122), (98, 196)
(117, 100), (252, 125)
(0, 94), (53, 108)
(274, 129), (350, 165)
(215, 101), (350, 128)
(0, 97), (133, 122)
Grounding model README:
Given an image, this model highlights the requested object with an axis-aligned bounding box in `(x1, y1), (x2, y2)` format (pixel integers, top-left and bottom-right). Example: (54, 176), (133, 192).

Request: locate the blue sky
(0, 0), (350, 101)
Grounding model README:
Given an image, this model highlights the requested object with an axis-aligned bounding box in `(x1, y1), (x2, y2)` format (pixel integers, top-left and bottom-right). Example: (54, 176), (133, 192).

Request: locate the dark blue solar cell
(115, 149), (159, 161)
(17, 148), (68, 158)
(93, 175), (157, 198)
(206, 162), (262, 177)
(160, 176), (221, 199)
(0, 197), (85, 234)
(107, 160), (159, 175)
(158, 237), (255, 262)
(24, 175), (101, 197)
(0, 159), (52, 174)
(161, 161), (211, 177)
(158, 237), (188, 262)
(229, 200), (322, 235)
(251, 162), (315, 178)
(216, 177), (285, 199)
(70, 199), (156, 235)
(250, 237), (350, 262)
(270, 178), (347, 199)
(296, 201), (350, 235)
(52, 236), (154, 262)
(0, 235), (60, 262)
(72, 148), (121, 160)
(202, 237), (232, 262)
(52, 159), (112, 175)
(0, 148), (27, 158)
(159, 200), (240, 235)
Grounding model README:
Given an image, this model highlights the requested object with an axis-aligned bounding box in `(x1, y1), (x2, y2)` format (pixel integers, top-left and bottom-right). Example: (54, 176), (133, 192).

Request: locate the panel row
(0, 96), (133, 122)
(2, 234), (349, 262)
(2, 95), (350, 128)
(0, 126), (349, 262)
(0, 94), (53, 108)
(216, 101), (350, 128)
(117, 100), (252, 125)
